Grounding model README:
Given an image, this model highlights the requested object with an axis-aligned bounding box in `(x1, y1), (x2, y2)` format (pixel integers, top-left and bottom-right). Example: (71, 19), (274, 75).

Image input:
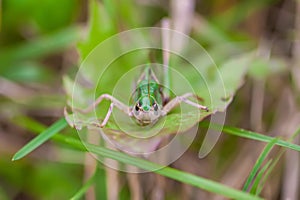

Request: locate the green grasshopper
(76, 63), (209, 127)
(74, 19), (209, 128)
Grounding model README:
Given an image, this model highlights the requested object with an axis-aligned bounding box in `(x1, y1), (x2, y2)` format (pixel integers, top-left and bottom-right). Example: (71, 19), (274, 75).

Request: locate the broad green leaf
(63, 0), (256, 153)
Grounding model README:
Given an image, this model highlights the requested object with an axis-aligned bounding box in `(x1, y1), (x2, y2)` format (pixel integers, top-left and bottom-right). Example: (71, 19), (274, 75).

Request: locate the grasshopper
(75, 64), (208, 127)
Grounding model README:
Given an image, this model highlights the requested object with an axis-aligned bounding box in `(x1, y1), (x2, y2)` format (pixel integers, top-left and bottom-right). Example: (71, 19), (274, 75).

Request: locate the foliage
(1, 0), (299, 199)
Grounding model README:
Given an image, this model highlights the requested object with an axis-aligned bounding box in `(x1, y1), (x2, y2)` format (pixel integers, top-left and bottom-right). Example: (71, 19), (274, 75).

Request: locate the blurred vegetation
(1, 0), (300, 200)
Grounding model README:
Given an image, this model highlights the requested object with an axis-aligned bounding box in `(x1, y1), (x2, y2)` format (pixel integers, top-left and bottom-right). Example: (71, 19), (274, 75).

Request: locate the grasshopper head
(132, 95), (161, 125)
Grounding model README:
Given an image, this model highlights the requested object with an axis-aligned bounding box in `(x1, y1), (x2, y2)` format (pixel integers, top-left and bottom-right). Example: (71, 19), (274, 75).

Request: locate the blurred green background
(1, 0), (299, 199)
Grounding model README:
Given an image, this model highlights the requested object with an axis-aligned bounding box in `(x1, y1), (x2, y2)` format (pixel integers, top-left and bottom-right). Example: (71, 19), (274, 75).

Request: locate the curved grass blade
(12, 117), (68, 161)
(243, 138), (278, 191)
(85, 143), (263, 200)
(255, 151), (284, 196)
(12, 116), (86, 151)
(255, 127), (300, 196)
(249, 160), (272, 194)
(70, 172), (96, 200)
(12, 117), (261, 199)
(200, 122), (300, 152)
(255, 158), (278, 196)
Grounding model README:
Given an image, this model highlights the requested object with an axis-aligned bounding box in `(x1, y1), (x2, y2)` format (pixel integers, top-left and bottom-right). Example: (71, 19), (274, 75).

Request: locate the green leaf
(64, 0), (253, 154)
(64, 44), (253, 153)
(12, 118), (68, 161)
(243, 138), (278, 191)
(77, 0), (115, 61)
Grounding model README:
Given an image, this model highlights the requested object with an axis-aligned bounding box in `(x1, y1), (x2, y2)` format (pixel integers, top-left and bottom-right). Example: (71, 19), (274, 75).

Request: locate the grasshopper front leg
(74, 94), (132, 127)
(161, 93), (209, 116)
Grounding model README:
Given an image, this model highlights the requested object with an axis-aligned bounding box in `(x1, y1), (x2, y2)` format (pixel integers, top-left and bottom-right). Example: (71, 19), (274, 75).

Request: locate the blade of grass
(13, 116), (107, 199)
(95, 164), (107, 200)
(255, 157), (279, 196)
(0, 26), (80, 65)
(243, 138), (279, 191)
(249, 160), (272, 194)
(84, 143), (262, 200)
(70, 171), (96, 200)
(13, 118), (262, 200)
(14, 116), (107, 198)
(255, 141), (298, 195)
(11, 116), (86, 151)
(13, 118), (299, 199)
(255, 127), (300, 196)
(12, 117), (68, 161)
(12, 115), (51, 133)
(245, 126), (300, 195)
(200, 122), (300, 152)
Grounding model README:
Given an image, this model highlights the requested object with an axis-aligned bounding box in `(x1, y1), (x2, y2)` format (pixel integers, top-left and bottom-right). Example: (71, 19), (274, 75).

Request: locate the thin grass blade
(12, 117), (262, 199)
(243, 138), (278, 191)
(255, 127), (300, 196)
(95, 165), (107, 200)
(70, 172), (96, 200)
(85, 143), (263, 200)
(0, 27), (80, 64)
(249, 160), (272, 194)
(200, 122), (300, 152)
(12, 117), (68, 161)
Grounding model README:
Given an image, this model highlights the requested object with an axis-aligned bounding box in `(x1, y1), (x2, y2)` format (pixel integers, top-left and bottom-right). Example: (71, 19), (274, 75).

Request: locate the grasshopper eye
(135, 105), (139, 112)
(134, 105), (140, 116)
(153, 103), (158, 112)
